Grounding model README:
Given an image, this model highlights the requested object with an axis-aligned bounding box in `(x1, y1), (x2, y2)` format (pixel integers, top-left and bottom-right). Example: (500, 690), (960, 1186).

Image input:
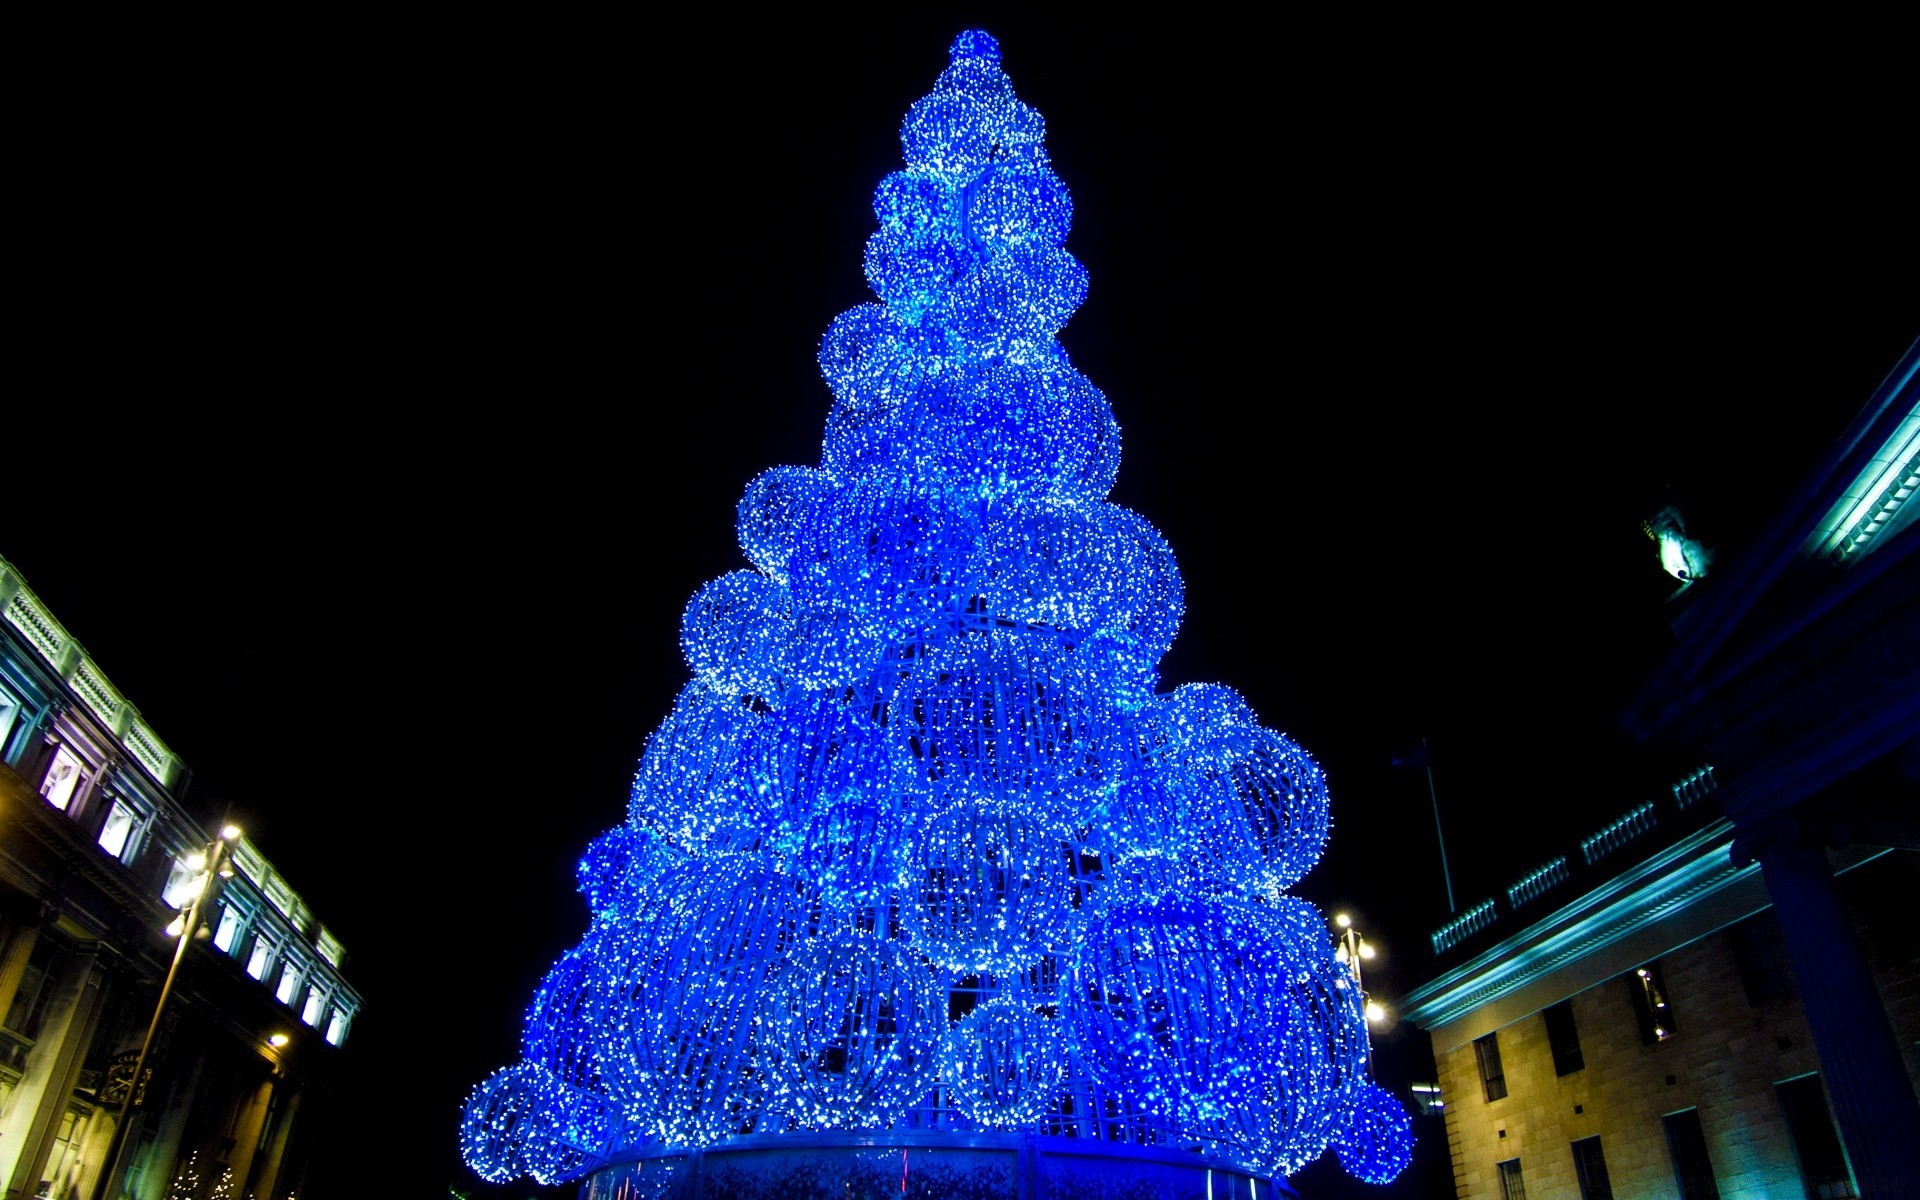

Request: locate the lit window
(213, 904), (243, 953)
(1474, 1031), (1508, 1101)
(39, 745), (85, 810)
(276, 962), (302, 1005)
(161, 857), (204, 909)
(246, 939), (274, 981)
(40, 1104), (93, 1197)
(302, 985), (326, 1027)
(325, 1005), (352, 1046)
(97, 799), (142, 861)
(1627, 961), (1677, 1044)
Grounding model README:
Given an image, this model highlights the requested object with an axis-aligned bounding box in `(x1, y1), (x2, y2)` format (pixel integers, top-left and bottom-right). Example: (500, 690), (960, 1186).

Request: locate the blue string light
(460, 27), (1409, 1187)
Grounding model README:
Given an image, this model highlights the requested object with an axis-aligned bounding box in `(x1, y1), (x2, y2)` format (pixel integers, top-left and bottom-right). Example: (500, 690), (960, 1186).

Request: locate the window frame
(1571, 1135), (1615, 1200)
(1474, 1031), (1508, 1102)
(38, 742), (89, 811)
(1663, 1107), (1721, 1200)
(1542, 998), (1584, 1076)
(0, 682), (21, 761)
(1626, 960), (1677, 1044)
(1496, 1157), (1527, 1200)
(1776, 1073), (1857, 1198)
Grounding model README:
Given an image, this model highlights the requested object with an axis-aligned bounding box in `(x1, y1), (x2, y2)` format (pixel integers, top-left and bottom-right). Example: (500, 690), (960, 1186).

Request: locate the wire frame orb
(938, 995), (1066, 1129)
(975, 496), (1107, 631)
(629, 683), (764, 851)
(680, 569), (792, 702)
(576, 824), (682, 926)
(1177, 725), (1332, 897)
(747, 690), (897, 851)
(1066, 896), (1298, 1122)
(622, 857), (805, 1145)
(783, 793), (915, 910)
(1333, 1081), (1416, 1184)
(910, 792), (1082, 975)
(1194, 918), (1371, 1173)
(891, 627), (1114, 808)
(736, 464), (825, 583)
(521, 936), (608, 1095)
(790, 481), (984, 623)
(459, 1062), (613, 1187)
(763, 926), (941, 1130)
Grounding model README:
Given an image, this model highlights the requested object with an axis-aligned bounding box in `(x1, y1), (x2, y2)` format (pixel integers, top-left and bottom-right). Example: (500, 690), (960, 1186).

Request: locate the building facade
(0, 558), (361, 1200)
(1398, 336), (1920, 1198)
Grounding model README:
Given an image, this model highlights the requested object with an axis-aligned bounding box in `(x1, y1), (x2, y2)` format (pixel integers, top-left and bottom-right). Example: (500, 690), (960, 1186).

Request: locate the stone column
(1739, 821), (1920, 1195)
(0, 904), (43, 1034)
(223, 1077), (273, 1196)
(251, 1087), (301, 1200)
(4, 948), (105, 1200)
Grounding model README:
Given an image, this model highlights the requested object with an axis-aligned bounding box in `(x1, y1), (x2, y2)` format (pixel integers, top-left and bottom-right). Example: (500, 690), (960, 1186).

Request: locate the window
(212, 903), (244, 954)
(1474, 1031), (1507, 1101)
(39, 744), (86, 810)
(1731, 912), (1793, 1006)
(246, 937), (276, 982)
(1496, 1157), (1527, 1200)
(325, 1004), (353, 1046)
(160, 855), (206, 910)
(302, 984), (326, 1027)
(96, 796), (151, 863)
(3, 934), (69, 1041)
(1776, 1074), (1856, 1198)
(276, 961), (303, 1005)
(1664, 1108), (1721, 1199)
(0, 684), (20, 760)
(1627, 961), (1677, 1043)
(1543, 999), (1584, 1075)
(39, 1103), (93, 1197)
(1572, 1136), (1614, 1200)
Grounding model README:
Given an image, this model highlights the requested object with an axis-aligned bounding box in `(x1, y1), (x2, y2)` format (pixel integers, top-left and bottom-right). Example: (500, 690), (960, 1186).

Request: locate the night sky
(15, 10), (1917, 1197)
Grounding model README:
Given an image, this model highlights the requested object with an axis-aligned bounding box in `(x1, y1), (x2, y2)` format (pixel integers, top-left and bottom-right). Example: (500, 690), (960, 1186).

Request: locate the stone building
(0, 557), (361, 1200)
(1397, 335), (1920, 1197)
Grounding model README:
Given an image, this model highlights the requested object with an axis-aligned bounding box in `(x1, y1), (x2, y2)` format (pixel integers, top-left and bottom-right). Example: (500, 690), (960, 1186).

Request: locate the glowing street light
(1332, 913), (1388, 1026)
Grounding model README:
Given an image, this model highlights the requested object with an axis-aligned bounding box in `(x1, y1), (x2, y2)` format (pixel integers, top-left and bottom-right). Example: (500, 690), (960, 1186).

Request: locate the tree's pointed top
(948, 29), (1000, 65)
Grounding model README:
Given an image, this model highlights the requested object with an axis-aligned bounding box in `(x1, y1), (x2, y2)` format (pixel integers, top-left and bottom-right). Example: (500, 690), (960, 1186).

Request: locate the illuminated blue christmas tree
(461, 29), (1411, 1193)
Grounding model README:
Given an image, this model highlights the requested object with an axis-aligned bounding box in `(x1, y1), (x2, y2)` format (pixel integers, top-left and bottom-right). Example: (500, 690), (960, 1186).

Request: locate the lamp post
(89, 823), (241, 1200)
(1333, 912), (1388, 1027)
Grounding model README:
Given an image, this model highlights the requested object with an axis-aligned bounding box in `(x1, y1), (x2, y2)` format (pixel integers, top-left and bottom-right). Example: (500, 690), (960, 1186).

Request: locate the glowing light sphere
(577, 824), (681, 924)
(1333, 1083), (1418, 1185)
(911, 792), (1081, 974)
(939, 996), (1066, 1128)
(624, 858), (802, 1145)
(459, 1062), (612, 1187)
(764, 927), (941, 1130)
(463, 25), (1406, 1192)
(1069, 897), (1294, 1115)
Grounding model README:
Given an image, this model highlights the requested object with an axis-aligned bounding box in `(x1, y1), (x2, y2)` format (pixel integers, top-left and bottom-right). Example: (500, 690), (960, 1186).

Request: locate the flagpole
(1422, 737), (1455, 914)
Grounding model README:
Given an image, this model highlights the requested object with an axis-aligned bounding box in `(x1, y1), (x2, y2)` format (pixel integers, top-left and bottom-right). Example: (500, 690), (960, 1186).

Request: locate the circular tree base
(577, 1132), (1300, 1200)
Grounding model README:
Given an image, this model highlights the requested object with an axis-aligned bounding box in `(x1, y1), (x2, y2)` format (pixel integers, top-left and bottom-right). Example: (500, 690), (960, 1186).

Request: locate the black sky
(14, 10), (1919, 1197)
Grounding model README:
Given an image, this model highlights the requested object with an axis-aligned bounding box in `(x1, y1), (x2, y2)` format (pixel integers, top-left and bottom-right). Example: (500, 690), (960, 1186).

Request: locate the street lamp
(1332, 912), (1388, 1026)
(90, 823), (241, 1200)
